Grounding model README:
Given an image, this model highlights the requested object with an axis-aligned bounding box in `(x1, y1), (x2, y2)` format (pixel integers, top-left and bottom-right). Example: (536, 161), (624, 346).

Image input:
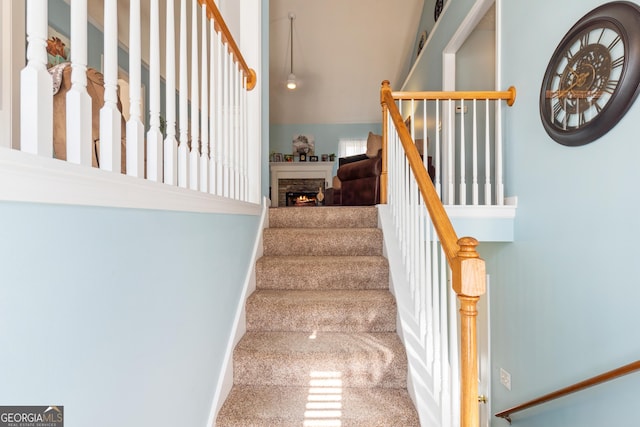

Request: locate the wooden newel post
(451, 236), (486, 427)
(380, 80), (391, 204)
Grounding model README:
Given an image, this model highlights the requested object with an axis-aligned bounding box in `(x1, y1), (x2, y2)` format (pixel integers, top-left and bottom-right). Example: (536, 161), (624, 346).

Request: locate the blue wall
(270, 122), (382, 158)
(405, 0), (640, 425)
(0, 202), (260, 427)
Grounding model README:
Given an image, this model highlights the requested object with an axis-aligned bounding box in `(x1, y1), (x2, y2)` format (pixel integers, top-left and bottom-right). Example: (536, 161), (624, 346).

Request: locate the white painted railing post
(100, 0), (122, 173)
(146, 0), (162, 182)
(215, 32), (224, 196)
(209, 19), (217, 194)
(21, 0), (52, 157)
(164, 0), (178, 185)
(126, 0), (145, 177)
(66, 0), (92, 166)
(178, 0), (189, 188)
(200, 2), (209, 193)
(189, 0), (200, 191)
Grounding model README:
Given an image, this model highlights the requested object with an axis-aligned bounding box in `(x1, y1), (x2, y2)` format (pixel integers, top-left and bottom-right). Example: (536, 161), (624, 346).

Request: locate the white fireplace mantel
(269, 162), (335, 207)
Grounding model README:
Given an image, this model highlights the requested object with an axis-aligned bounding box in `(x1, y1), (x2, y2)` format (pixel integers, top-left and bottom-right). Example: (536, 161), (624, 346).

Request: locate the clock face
(539, 2), (640, 146)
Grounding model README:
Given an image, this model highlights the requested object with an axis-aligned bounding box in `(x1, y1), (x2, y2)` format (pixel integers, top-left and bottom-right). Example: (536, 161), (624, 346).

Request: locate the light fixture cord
(289, 15), (294, 74)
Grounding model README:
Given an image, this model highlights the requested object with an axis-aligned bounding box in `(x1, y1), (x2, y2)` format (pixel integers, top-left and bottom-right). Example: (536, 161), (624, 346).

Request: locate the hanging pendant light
(286, 12), (297, 90)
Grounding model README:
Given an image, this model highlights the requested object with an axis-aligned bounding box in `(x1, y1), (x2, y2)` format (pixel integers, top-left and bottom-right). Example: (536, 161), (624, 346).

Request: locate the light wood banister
(200, 0), (257, 90)
(495, 360), (640, 424)
(391, 87), (516, 105)
(380, 80), (491, 427)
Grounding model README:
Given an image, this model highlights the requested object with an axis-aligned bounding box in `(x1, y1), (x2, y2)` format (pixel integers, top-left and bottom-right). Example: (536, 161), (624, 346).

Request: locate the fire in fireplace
(286, 191), (319, 206)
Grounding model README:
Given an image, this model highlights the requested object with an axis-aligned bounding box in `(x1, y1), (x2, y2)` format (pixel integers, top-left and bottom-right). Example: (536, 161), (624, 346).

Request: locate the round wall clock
(539, 1), (640, 146)
(434, 0), (444, 22)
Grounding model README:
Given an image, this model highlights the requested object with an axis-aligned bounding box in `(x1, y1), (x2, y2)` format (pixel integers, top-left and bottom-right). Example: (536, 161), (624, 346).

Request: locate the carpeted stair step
(246, 289), (396, 332)
(269, 206), (378, 229)
(263, 227), (382, 256)
(216, 384), (420, 427)
(233, 331), (408, 388)
(256, 255), (389, 290)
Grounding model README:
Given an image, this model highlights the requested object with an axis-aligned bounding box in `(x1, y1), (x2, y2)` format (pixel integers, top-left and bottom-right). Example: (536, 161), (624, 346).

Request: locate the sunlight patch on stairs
(304, 370), (343, 427)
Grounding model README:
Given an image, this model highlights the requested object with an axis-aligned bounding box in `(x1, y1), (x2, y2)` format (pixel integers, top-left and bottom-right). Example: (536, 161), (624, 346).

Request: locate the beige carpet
(216, 206), (419, 427)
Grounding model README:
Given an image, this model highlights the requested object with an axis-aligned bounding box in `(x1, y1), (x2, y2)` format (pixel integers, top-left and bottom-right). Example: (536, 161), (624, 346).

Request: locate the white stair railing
(17, 0), (257, 204)
(393, 87), (516, 206)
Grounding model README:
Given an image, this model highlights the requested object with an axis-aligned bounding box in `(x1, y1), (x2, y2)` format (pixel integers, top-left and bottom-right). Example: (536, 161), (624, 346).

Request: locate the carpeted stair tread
(263, 227), (382, 256)
(216, 385), (420, 427)
(256, 255), (389, 290)
(246, 289), (396, 332)
(269, 206), (378, 229)
(233, 331), (408, 388)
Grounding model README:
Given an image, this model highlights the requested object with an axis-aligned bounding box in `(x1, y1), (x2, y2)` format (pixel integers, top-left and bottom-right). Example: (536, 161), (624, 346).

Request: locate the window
(338, 138), (367, 158)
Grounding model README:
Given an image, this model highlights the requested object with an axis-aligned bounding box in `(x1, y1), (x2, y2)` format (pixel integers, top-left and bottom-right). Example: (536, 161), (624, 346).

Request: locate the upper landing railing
(380, 81), (516, 427)
(18, 0), (258, 204)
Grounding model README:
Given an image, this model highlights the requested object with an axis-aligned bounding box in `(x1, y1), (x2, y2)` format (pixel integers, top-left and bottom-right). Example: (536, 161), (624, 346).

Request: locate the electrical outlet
(500, 368), (511, 390)
(455, 105), (468, 114)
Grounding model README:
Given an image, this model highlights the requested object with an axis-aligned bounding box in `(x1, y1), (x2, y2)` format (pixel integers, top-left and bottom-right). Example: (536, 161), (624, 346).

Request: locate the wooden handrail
(380, 80), (487, 427)
(200, 0), (257, 90)
(495, 360), (640, 424)
(391, 87), (516, 105)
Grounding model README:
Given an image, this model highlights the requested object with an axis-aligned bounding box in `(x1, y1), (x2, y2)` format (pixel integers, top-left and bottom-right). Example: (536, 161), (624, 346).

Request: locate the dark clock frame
(539, 1), (640, 146)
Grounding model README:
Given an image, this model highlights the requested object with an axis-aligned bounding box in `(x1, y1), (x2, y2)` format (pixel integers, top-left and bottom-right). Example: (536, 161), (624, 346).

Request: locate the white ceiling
(269, 0), (424, 125)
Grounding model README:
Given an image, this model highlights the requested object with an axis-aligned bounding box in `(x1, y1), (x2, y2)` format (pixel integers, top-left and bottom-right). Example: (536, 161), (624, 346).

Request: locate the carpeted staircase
(216, 206), (419, 426)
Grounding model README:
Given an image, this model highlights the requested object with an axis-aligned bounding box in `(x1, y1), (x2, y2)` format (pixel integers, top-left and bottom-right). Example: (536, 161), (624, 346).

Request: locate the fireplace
(286, 191), (319, 206)
(278, 178), (325, 207)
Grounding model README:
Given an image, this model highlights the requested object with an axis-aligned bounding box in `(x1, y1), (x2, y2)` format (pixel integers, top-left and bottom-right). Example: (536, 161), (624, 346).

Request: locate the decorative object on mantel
(321, 154), (329, 162)
(299, 153), (307, 161)
(310, 155), (318, 162)
(329, 153), (336, 161)
(293, 134), (315, 156)
(273, 153), (284, 162)
(284, 154), (294, 162)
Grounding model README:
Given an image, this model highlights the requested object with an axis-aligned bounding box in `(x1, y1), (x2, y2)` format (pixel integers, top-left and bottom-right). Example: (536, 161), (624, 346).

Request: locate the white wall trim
(0, 147), (261, 215)
(207, 197), (267, 426)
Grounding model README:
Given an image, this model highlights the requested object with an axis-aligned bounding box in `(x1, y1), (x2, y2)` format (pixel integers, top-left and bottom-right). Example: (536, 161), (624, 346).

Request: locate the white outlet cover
(500, 368), (511, 390)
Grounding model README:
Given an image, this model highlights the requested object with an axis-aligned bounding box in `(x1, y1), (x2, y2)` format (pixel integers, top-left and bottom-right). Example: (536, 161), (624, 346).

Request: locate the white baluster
(447, 99), (454, 205)
(164, 0), (178, 185)
(126, 0), (144, 177)
(484, 99), (492, 205)
(178, 0), (189, 188)
(223, 42), (230, 198)
(21, 0), (52, 157)
(435, 100), (441, 198)
(146, 0), (162, 182)
(496, 100), (504, 205)
(472, 99), (478, 205)
(199, 2), (209, 193)
(100, 0), (121, 173)
(66, 0), (92, 166)
(241, 74), (248, 201)
(189, 0), (200, 191)
(209, 19), (217, 194)
(216, 32), (224, 196)
(459, 99), (466, 205)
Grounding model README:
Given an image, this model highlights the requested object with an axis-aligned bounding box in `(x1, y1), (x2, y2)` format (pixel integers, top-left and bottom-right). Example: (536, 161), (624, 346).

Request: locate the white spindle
(146, 0), (162, 182)
(223, 42), (230, 198)
(178, 0), (189, 188)
(215, 31), (224, 196)
(66, 0), (92, 166)
(209, 19), (217, 193)
(126, 0), (144, 177)
(447, 99), (454, 205)
(496, 100), (504, 205)
(241, 75), (248, 201)
(484, 99), (492, 205)
(200, 3), (209, 193)
(189, 0), (200, 191)
(100, 0), (121, 173)
(435, 100), (441, 198)
(21, 0), (53, 157)
(459, 99), (466, 205)
(164, 0), (178, 185)
(472, 99), (478, 205)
